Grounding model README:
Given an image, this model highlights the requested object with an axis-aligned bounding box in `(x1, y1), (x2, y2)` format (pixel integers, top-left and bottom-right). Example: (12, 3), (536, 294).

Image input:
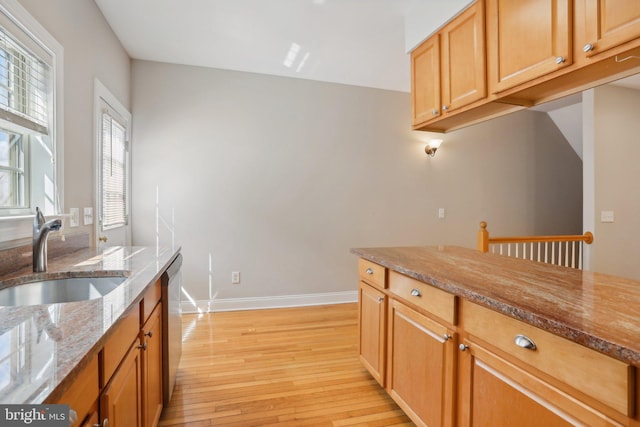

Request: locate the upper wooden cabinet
(487, 0), (572, 93)
(412, 0), (485, 128)
(412, 34), (441, 126)
(581, 0), (640, 57)
(441, 0), (486, 113)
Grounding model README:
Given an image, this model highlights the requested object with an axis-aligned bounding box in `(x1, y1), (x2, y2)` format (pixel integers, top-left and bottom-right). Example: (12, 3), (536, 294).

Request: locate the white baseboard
(181, 291), (358, 313)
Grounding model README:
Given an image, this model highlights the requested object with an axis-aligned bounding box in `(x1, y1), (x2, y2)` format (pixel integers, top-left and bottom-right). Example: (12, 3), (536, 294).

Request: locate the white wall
(12, 0), (130, 242)
(590, 85), (640, 279)
(404, 0), (472, 52)
(131, 60), (582, 310)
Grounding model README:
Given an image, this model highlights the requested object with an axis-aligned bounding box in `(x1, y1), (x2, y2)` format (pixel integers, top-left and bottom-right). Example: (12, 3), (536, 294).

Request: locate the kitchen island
(0, 245), (179, 412)
(353, 245), (640, 427)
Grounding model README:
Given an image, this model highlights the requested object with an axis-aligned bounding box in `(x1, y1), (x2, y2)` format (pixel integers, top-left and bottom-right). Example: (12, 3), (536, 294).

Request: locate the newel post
(478, 221), (489, 252)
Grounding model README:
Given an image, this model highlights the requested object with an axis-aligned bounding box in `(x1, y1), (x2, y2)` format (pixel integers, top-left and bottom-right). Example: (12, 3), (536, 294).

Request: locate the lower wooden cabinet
(51, 280), (164, 427)
(387, 299), (455, 427)
(142, 302), (163, 427)
(457, 338), (623, 427)
(101, 339), (143, 427)
(358, 281), (386, 386)
(356, 258), (636, 427)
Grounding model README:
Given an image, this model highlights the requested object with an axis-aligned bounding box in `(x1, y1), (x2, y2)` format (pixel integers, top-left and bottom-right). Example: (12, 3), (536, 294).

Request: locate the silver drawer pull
(365, 268), (374, 275)
(443, 334), (452, 341)
(514, 334), (537, 350)
(376, 296), (384, 303)
(410, 288), (422, 297)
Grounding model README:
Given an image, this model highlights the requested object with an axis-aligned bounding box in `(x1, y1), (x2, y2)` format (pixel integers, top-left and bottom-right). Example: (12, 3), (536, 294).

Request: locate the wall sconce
(425, 139), (443, 157)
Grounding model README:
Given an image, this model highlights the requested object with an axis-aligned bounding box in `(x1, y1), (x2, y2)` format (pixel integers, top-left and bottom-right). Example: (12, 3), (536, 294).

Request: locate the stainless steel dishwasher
(161, 253), (183, 406)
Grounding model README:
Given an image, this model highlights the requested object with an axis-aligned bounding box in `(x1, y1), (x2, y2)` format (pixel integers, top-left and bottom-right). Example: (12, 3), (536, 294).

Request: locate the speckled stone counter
(0, 245), (180, 404)
(352, 245), (640, 366)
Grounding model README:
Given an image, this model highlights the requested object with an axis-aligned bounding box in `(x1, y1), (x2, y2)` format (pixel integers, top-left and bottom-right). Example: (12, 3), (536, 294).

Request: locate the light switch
(84, 207), (94, 225)
(69, 208), (79, 227)
(600, 210), (614, 223)
(438, 208), (445, 219)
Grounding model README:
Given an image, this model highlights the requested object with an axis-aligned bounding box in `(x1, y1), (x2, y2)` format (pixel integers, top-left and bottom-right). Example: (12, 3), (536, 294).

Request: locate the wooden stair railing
(478, 221), (594, 269)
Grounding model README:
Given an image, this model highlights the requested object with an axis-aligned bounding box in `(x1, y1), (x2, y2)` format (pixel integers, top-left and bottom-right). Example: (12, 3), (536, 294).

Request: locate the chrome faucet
(33, 207), (62, 272)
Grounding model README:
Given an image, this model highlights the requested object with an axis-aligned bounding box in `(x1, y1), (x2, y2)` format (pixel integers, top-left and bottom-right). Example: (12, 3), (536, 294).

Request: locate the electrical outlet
(232, 271), (240, 284)
(601, 210), (615, 223)
(69, 208), (79, 227)
(83, 207), (93, 225)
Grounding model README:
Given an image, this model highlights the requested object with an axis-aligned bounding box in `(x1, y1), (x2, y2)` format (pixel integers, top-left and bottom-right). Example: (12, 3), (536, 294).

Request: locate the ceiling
(94, 0), (417, 93)
(95, 1), (640, 97)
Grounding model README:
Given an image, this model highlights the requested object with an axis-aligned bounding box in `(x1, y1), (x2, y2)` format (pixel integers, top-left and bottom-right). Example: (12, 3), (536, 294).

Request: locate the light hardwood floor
(159, 303), (414, 426)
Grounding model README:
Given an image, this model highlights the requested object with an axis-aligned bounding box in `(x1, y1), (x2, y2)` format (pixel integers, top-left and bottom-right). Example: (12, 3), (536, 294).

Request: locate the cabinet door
(411, 34), (441, 126)
(583, 0), (640, 57)
(142, 303), (163, 427)
(101, 341), (143, 427)
(441, 0), (486, 112)
(457, 339), (622, 427)
(358, 282), (386, 386)
(488, 0), (572, 93)
(387, 300), (454, 427)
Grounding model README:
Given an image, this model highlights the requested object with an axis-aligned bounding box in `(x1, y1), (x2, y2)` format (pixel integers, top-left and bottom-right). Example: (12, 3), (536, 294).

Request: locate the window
(0, 0), (62, 223)
(95, 78), (131, 245)
(100, 110), (128, 229)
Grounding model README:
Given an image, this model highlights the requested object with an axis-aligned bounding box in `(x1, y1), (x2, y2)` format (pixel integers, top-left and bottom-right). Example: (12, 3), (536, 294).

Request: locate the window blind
(0, 25), (50, 134)
(101, 111), (128, 229)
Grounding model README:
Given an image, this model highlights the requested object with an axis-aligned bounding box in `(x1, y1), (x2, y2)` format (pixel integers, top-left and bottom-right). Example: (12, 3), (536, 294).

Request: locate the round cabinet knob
(514, 334), (537, 350)
(365, 268), (374, 275)
(376, 296), (384, 303)
(583, 43), (595, 53)
(138, 342), (148, 350)
(442, 105), (449, 111)
(410, 288), (422, 297)
(432, 109), (439, 116)
(555, 56), (566, 64)
(459, 344), (469, 352)
(98, 236), (108, 243)
(145, 330), (153, 338)
(443, 334), (452, 341)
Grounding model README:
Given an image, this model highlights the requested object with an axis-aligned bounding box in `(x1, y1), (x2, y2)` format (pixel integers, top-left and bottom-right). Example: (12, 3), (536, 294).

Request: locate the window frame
(94, 78), (131, 243)
(0, 0), (63, 239)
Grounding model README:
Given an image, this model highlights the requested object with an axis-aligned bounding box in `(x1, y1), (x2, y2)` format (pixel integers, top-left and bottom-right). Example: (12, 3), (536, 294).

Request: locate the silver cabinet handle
(144, 330), (153, 338)
(442, 105), (449, 111)
(583, 43), (595, 53)
(459, 344), (469, 351)
(376, 296), (384, 303)
(514, 334), (537, 350)
(431, 109), (439, 116)
(555, 56), (566, 64)
(138, 342), (148, 350)
(410, 288), (422, 297)
(365, 268), (374, 275)
(443, 334), (452, 341)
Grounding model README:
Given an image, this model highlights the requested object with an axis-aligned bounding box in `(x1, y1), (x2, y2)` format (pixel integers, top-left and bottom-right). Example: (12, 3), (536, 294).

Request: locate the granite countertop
(0, 245), (180, 404)
(352, 245), (640, 367)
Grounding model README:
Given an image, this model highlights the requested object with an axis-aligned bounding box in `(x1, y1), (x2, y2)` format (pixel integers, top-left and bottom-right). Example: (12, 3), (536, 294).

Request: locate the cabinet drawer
(389, 271), (456, 325)
(141, 279), (161, 324)
(102, 306), (140, 387)
(461, 300), (633, 416)
(358, 259), (387, 289)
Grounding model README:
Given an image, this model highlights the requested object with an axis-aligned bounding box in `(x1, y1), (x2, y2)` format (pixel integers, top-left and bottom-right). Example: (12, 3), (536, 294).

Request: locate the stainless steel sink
(0, 276), (127, 306)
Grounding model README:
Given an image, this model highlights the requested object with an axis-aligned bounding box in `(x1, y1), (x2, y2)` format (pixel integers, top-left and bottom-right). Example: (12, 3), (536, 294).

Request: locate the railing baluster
(578, 242), (583, 270)
(571, 242), (576, 268)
